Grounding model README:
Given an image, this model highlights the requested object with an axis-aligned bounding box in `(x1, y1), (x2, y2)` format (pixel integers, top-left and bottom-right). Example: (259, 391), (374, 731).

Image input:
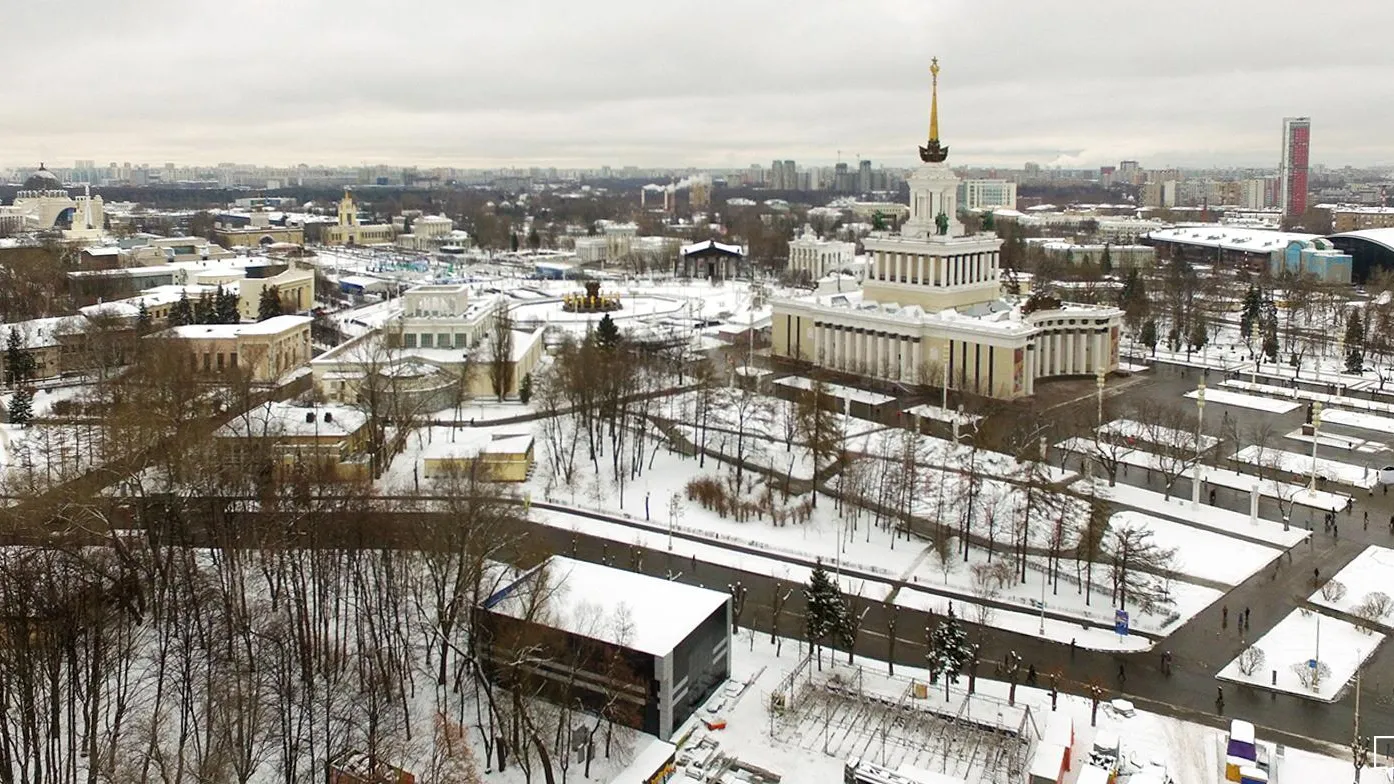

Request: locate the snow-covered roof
(215, 402), (367, 439)
(680, 239), (744, 257)
(1328, 228), (1394, 254)
(161, 314), (310, 339)
(420, 430), (533, 460)
(484, 556), (728, 656)
(1146, 226), (1317, 254)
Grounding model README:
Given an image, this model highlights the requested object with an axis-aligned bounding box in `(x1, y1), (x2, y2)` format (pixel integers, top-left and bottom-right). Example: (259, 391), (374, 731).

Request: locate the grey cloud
(4, 0), (1393, 168)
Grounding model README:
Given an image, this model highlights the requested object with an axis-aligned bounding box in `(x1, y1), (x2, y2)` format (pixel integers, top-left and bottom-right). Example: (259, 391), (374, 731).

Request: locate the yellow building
(213, 226), (305, 249)
(238, 267), (315, 319)
(214, 402), (371, 482)
(770, 59), (1121, 400)
(323, 190), (396, 246)
(421, 432), (534, 482)
(156, 314), (312, 383)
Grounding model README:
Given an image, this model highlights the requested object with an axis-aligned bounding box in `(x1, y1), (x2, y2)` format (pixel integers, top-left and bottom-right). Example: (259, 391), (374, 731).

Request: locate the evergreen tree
(136, 301), (152, 335)
(982, 210), (994, 232)
(258, 285), (283, 321)
(926, 607), (971, 694)
(1240, 284), (1262, 341)
(1346, 308), (1366, 374)
(518, 372), (533, 405)
(1139, 319), (1158, 355)
(594, 313), (621, 349)
(527, 227), (541, 250)
(169, 292), (194, 327)
(194, 291), (214, 324)
(1262, 316), (1280, 363)
(1166, 325), (1181, 353)
(8, 384), (33, 426)
(5, 327), (36, 387)
(1118, 267), (1149, 331)
(509, 232), (519, 253)
(215, 285), (240, 323)
(804, 560), (848, 669)
(1099, 243), (1112, 274)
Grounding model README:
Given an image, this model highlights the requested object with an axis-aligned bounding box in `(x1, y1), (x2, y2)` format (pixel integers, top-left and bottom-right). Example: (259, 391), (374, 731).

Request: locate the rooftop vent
(324, 412), (333, 423)
(305, 412), (315, 423)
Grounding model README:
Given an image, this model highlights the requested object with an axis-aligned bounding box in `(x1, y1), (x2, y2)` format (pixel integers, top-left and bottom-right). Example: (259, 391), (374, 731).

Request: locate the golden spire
(918, 57), (949, 163)
(929, 57), (940, 141)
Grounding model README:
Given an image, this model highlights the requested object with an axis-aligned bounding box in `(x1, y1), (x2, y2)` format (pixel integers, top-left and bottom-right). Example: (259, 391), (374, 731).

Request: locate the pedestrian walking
(1027, 664), (1038, 687)
(1365, 511), (1370, 531)
(1070, 638), (1076, 659)
(1222, 605), (1229, 628)
(1217, 686), (1225, 712)
(1209, 488), (1217, 505)
(1118, 662), (1126, 684)
(1334, 523), (1339, 540)
(1244, 607), (1250, 628)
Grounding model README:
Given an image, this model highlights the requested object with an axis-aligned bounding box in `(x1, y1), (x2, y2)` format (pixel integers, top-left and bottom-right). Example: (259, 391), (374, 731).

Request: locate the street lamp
(1309, 401), (1323, 493)
(1095, 366), (1106, 427)
(1191, 378), (1206, 509)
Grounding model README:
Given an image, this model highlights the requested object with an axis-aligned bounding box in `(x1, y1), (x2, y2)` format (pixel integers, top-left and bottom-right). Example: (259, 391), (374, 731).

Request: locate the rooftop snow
(162, 314), (310, 339)
(215, 402), (367, 439)
(485, 555), (728, 656)
(1146, 226), (1317, 253)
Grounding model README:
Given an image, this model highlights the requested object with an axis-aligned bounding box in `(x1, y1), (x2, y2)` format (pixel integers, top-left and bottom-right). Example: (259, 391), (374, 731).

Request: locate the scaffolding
(771, 663), (1037, 784)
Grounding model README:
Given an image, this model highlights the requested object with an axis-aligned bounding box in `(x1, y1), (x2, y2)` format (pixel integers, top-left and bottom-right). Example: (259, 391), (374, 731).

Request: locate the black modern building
(476, 556), (731, 741)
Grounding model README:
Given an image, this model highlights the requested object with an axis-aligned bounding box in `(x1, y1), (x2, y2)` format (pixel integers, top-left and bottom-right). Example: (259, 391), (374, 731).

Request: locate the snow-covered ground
(1308, 545), (1394, 630)
(1185, 387), (1300, 413)
(710, 630), (1366, 784)
(1057, 436), (1349, 513)
(1283, 427), (1382, 454)
(1319, 407), (1394, 437)
(1110, 511), (1282, 586)
(1232, 445), (1376, 489)
(1224, 378), (1394, 415)
(1216, 607), (1385, 702)
(1098, 418), (1218, 452)
(904, 402), (983, 427)
(1087, 478), (1308, 549)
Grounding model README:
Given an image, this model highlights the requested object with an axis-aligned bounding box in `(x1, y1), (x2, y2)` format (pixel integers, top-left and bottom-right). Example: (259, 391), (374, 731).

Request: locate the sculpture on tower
(918, 58), (950, 164)
(935, 212), (949, 235)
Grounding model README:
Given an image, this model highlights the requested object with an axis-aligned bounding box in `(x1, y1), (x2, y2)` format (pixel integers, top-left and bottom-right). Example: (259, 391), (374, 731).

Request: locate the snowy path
(1085, 477), (1309, 548)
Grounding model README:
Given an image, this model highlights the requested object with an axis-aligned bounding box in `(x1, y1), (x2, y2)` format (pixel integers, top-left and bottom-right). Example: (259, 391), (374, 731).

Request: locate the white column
(918, 255), (927, 285)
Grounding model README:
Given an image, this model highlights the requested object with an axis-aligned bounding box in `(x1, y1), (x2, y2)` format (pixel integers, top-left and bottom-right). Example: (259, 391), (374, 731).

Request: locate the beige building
(421, 431), (535, 482)
(323, 190), (395, 246)
(311, 284), (545, 410)
(157, 315), (312, 383)
(238, 267), (315, 320)
(770, 59), (1121, 400)
(214, 402), (372, 482)
(1331, 206), (1394, 233)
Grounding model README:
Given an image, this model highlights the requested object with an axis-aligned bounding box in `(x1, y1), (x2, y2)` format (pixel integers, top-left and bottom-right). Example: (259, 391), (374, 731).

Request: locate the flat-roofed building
(155, 314), (312, 383)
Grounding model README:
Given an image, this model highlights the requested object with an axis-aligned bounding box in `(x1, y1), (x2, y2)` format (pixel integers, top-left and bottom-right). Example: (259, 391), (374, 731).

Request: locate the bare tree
(488, 300), (516, 402)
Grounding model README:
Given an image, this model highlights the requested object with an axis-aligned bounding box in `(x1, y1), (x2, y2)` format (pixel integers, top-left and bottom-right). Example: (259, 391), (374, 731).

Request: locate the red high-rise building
(1279, 117), (1310, 218)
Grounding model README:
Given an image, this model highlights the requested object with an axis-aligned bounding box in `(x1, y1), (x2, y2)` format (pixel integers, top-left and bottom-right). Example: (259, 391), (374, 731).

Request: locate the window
(403, 333), (417, 348)
(421, 334), (434, 348)
(438, 333), (451, 348)
(455, 333), (468, 349)
(202, 353), (210, 371)
(217, 353), (225, 370)
(230, 352), (238, 367)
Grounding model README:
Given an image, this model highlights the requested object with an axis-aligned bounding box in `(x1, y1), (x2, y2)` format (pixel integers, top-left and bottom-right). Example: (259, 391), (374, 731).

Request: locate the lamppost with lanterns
(1309, 401), (1323, 492)
(1191, 378), (1206, 509)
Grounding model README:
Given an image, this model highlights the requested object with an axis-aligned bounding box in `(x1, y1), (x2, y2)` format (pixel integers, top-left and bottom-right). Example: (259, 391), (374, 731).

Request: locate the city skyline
(5, 0), (1393, 170)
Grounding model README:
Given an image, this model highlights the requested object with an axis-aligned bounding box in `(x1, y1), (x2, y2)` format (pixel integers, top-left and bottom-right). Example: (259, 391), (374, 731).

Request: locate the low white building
(788, 228), (857, 281)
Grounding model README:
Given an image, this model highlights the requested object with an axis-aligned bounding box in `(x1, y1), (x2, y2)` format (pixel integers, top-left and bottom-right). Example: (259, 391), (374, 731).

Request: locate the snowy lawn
(1184, 387), (1299, 414)
(1098, 418), (1218, 453)
(1110, 511), (1281, 586)
(1224, 379), (1394, 416)
(1087, 478), (1309, 548)
(1057, 436), (1349, 513)
(905, 402), (983, 426)
(428, 399), (534, 424)
(1319, 407), (1394, 437)
(1283, 428), (1381, 454)
(1216, 607), (1385, 702)
(1232, 445), (1376, 489)
(1308, 545), (1394, 630)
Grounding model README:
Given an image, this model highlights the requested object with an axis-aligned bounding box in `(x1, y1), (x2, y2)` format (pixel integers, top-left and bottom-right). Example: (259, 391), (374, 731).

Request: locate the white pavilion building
(770, 59), (1122, 400)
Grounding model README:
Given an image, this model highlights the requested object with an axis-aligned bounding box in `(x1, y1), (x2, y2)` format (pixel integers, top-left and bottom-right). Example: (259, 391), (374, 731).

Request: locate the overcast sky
(6, 0), (1393, 171)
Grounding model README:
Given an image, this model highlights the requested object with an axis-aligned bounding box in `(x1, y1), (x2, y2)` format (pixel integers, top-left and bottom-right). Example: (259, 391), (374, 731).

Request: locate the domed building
(0, 163), (105, 237)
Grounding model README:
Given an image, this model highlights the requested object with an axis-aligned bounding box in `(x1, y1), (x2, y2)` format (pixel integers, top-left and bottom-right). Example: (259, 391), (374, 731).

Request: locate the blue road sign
(1115, 609), (1130, 636)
